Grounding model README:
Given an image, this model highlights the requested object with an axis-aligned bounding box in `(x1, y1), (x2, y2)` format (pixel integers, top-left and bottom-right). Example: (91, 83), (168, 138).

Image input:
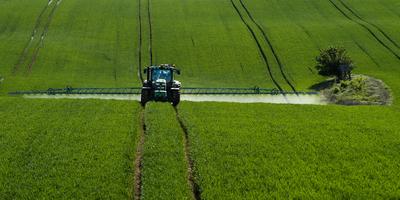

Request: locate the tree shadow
(309, 79), (335, 91)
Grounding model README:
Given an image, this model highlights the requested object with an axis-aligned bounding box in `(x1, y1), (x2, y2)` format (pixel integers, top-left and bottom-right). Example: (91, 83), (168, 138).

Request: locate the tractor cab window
(151, 69), (172, 82)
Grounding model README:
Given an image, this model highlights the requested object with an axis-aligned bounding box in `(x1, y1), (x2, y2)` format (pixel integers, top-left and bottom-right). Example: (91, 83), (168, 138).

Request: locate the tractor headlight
(173, 81), (181, 88)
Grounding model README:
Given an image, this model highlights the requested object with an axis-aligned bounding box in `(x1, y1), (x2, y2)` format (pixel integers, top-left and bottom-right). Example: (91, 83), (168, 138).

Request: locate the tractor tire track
(134, 108), (146, 200)
(174, 107), (201, 200)
(297, 23), (321, 50)
(281, 1), (321, 50)
(238, 0), (297, 93)
(355, 41), (381, 68)
(337, 0), (400, 50)
(229, 0), (284, 92)
(12, 0), (52, 74)
(328, 0), (400, 60)
(137, 0), (144, 82)
(28, 0), (63, 72)
(147, 0), (153, 65)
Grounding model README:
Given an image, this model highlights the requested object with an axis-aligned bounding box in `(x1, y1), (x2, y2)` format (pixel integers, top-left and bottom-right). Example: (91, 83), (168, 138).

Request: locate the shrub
(316, 47), (354, 81)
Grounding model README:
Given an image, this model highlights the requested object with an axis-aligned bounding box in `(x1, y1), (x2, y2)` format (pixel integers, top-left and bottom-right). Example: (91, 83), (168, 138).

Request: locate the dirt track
(134, 109), (146, 200)
(174, 107), (202, 200)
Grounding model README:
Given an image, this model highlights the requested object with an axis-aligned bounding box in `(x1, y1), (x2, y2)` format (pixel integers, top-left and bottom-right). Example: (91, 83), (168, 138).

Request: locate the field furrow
(150, 0), (275, 88)
(12, 0), (62, 75)
(229, 0), (284, 91)
(137, 0), (143, 82)
(235, 0), (325, 90)
(137, 0), (153, 81)
(2, 0), (140, 93)
(27, 0), (63, 72)
(239, 0), (400, 92)
(337, 0), (400, 50)
(175, 107), (202, 200)
(354, 41), (382, 68)
(327, 0), (400, 60)
(141, 103), (192, 199)
(147, 0), (154, 65)
(134, 108), (146, 200)
(12, 1), (51, 74)
(346, 0), (400, 48)
(237, 0), (297, 93)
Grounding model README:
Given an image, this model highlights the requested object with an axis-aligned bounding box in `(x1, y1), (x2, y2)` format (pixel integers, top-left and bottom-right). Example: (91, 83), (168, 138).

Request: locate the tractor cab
(141, 64), (181, 106)
(150, 68), (172, 82)
(144, 64), (180, 82)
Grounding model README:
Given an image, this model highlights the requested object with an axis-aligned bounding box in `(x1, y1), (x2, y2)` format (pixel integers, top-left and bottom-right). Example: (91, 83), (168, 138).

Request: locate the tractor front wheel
(141, 89), (151, 106)
(171, 90), (180, 106)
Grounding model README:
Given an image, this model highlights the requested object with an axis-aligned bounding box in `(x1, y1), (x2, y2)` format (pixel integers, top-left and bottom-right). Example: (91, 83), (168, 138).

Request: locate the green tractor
(141, 64), (181, 106)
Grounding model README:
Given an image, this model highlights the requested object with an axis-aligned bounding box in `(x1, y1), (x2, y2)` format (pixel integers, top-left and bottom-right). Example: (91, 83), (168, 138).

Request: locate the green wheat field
(1, 0), (400, 199)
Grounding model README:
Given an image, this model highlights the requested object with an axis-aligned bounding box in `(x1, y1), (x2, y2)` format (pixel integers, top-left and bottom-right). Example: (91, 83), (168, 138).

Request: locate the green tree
(316, 47), (354, 81)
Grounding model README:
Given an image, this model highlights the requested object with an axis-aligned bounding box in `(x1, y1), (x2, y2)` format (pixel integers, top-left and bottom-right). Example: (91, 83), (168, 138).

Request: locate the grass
(141, 102), (191, 199)
(0, 97), (140, 199)
(178, 102), (400, 199)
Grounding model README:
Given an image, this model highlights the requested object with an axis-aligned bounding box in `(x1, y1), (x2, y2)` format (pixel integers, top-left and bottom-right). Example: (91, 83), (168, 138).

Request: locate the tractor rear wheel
(141, 89), (151, 106)
(171, 90), (180, 106)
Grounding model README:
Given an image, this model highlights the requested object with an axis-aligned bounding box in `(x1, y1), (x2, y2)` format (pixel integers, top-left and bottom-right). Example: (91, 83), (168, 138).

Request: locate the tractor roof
(149, 64), (176, 70)
(147, 64), (180, 74)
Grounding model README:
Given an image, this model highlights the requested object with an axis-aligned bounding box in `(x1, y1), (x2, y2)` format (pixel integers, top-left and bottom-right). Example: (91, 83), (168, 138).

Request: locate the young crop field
(0, 98), (141, 199)
(178, 102), (400, 199)
(0, 0), (139, 94)
(147, 0), (400, 93)
(0, 0), (400, 199)
(1, 0), (400, 94)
